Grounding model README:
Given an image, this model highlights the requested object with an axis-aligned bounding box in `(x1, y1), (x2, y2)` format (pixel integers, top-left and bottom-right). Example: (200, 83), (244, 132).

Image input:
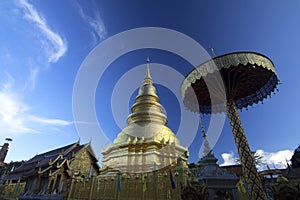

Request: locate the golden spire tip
(143, 57), (152, 85)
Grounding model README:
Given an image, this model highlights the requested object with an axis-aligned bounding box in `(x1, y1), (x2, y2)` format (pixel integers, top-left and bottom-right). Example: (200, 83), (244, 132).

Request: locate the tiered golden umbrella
(181, 52), (279, 199)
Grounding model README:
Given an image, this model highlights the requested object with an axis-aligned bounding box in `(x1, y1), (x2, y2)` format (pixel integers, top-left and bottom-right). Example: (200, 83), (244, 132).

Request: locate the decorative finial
(143, 57), (152, 85)
(208, 46), (216, 58)
(200, 115), (206, 137)
(200, 115), (211, 156)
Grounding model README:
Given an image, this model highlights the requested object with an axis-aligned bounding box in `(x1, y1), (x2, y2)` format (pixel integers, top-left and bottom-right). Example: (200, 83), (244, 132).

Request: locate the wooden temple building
(1, 142), (99, 200)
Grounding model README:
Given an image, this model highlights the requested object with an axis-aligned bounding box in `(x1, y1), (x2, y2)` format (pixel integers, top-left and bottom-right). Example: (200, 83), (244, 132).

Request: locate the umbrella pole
(226, 99), (266, 199)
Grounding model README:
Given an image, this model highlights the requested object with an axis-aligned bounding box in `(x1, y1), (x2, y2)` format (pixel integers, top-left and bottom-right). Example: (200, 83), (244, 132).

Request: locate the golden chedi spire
(143, 57), (152, 85)
(126, 57), (167, 126)
(101, 58), (189, 173)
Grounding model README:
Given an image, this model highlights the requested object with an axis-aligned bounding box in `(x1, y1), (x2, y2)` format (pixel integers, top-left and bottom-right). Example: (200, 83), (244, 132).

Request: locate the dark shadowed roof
(2, 141), (97, 181)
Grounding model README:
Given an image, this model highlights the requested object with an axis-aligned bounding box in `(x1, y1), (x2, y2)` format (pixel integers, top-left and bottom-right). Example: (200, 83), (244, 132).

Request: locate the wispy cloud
(220, 149), (293, 170)
(75, 1), (107, 44)
(0, 77), (72, 136)
(28, 67), (38, 90)
(29, 116), (72, 126)
(17, 0), (67, 63)
(2, 72), (15, 92)
(0, 87), (34, 134)
(22, 66), (39, 91)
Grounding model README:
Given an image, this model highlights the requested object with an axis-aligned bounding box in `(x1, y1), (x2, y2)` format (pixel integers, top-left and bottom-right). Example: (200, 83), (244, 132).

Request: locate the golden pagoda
(91, 59), (205, 200)
(101, 58), (189, 174)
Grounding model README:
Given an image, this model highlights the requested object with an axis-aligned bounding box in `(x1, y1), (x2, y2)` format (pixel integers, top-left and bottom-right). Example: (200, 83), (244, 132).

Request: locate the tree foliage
(235, 151), (265, 167)
(291, 146), (300, 168)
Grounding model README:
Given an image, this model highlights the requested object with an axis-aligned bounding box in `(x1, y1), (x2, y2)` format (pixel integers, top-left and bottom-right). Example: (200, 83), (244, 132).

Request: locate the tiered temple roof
(3, 142), (98, 182)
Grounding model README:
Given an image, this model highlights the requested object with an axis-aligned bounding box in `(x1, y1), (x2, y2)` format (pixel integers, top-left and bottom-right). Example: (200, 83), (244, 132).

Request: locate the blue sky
(0, 0), (300, 170)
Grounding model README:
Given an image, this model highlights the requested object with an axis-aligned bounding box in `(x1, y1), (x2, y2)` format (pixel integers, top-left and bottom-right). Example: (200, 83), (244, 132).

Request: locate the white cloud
(0, 78), (72, 136)
(29, 116), (72, 126)
(2, 72), (15, 92)
(75, 2), (107, 43)
(220, 149), (293, 170)
(23, 67), (39, 91)
(17, 0), (67, 63)
(0, 90), (33, 134)
(220, 151), (237, 166)
(256, 149), (293, 170)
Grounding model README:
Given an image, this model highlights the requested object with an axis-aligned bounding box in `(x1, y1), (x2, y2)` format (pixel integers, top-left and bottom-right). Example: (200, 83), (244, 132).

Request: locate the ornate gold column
(88, 177), (95, 200)
(226, 99), (266, 199)
(67, 176), (75, 200)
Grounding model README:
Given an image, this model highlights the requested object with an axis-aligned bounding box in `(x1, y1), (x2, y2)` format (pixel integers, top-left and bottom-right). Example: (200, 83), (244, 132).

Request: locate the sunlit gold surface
(101, 66), (189, 173)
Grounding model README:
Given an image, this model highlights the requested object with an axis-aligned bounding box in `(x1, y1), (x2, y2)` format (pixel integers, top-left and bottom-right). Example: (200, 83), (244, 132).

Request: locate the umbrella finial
(208, 45), (216, 58)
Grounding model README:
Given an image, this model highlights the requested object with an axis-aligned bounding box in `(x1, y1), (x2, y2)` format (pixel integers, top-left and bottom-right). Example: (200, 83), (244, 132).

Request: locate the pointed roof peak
(143, 57), (152, 85)
(200, 115), (211, 157)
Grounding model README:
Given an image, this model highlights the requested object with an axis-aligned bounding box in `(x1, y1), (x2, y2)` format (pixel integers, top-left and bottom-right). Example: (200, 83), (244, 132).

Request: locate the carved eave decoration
(56, 158), (69, 168)
(49, 169), (61, 177)
(181, 52), (279, 113)
(38, 165), (52, 175)
(49, 154), (63, 165)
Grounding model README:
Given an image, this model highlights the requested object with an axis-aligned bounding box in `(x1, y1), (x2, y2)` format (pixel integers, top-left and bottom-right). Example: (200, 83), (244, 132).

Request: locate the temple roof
(197, 151), (239, 181)
(3, 142), (98, 181)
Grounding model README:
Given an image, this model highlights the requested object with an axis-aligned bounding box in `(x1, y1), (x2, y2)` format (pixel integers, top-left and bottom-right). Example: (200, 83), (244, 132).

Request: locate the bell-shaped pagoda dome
(101, 59), (189, 173)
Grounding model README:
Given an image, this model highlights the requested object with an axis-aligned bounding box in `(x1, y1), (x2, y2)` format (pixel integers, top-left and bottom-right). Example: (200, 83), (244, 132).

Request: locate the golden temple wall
(68, 169), (191, 200)
(71, 148), (98, 177)
(0, 181), (26, 200)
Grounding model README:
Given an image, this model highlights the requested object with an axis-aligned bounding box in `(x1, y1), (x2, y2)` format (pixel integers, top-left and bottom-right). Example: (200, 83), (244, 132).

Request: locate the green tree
(235, 151), (265, 167)
(291, 146), (300, 168)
